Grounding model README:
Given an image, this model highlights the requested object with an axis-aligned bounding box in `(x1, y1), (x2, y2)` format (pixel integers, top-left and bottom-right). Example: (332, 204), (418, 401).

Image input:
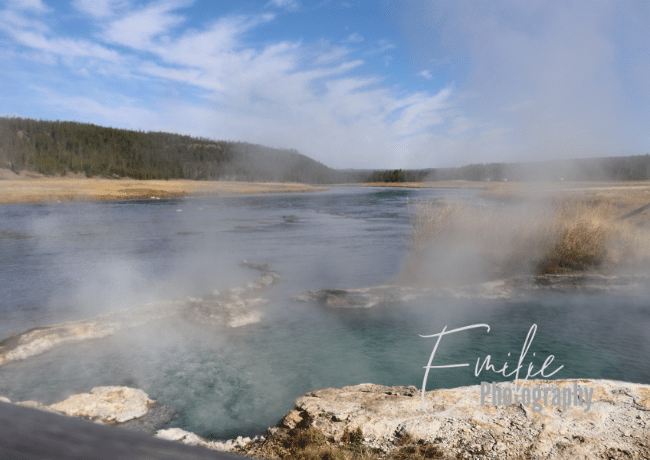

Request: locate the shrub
(403, 194), (650, 285)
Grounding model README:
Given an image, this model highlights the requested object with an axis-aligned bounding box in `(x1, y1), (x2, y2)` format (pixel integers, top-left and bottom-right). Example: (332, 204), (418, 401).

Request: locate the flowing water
(0, 186), (649, 439)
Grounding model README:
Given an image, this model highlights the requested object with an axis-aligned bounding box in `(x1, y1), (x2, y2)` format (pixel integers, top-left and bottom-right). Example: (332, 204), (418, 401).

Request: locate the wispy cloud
(344, 32), (363, 43)
(72, 0), (131, 19)
(30, 86), (158, 127)
(399, 0), (650, 163)
(0, 8), (49, 33)
(101, 2), (187, 50)
(365, 40), (396, 55)
(2, 26), (122, 62)
(5, 0), (49, 13)
(266, 0), (300, 12)
(0, 0), (493, 168)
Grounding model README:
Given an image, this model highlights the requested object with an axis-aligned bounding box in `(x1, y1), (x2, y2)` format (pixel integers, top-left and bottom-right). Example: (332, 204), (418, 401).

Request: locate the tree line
(1, 116), (649, 183)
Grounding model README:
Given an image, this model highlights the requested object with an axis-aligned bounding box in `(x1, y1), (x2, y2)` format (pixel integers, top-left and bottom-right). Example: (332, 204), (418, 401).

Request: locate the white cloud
(266, 0), (299, 12)
(365, 40), (396, 55)
(399, 0), (650, 162)
(31, 86), (157, 128)
(344, 32), (363, 43)
(449, 116), (473, 136)
(419, 70), (432, 80)
(312, 43), (351, 65)
(5, 0), (49, 13)
(1, 1), (462, 168)
(102, 2), (186, 49)
(5, 27), (122, 62)
(0, 8), (49, 33)
(72, 0), (130, 19)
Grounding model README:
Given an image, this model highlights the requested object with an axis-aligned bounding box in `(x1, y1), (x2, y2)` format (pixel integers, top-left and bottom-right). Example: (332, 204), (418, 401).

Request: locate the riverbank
(397, 181), (650, 286)
(0, 170), (329, 204)
(2, 172), (649, 205)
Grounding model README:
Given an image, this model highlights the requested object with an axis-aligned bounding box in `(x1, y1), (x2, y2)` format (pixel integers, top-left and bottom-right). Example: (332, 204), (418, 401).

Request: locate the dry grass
(481, 181), (650, 203)
(390, 434), (447, 460)
(403, 190), (650, 284)
(246, 427), (454, 460)
(0, 175), (328, 204)
(248, 427), (377, 460)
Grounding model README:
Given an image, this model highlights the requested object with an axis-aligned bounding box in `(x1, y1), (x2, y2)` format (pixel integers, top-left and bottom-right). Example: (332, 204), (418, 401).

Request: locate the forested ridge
(0, 117), (345, 183)
(1, 116), (649, 183)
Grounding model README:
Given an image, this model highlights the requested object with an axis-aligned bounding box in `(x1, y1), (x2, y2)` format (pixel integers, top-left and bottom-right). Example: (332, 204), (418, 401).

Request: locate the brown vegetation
(402, 188), (650, 285)
(0, 175), (328, 204)
(247, 427), (376, 460)
(245, 427), (453, 460)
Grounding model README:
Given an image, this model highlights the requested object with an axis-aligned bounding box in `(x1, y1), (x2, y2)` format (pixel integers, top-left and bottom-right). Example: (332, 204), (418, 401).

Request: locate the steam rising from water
(2, 188), (650, 440)
(395, 0), (650, 166)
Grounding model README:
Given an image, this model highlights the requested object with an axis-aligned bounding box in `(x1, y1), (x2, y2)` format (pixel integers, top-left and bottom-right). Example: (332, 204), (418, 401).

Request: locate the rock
(227, 310), (262, 328)
(49, 386), (154, 423)
(293, 282), (513, 308)
(156, 428), (203, 446)
(155, 428), (257, 453)
(293, 274), (650, 308)
(0, 318), (120, 368)
(117, 403), (180, 434)
(15, 400), (56, 413)
(246, 379), (650, 459)
(280, 409), (305, 429)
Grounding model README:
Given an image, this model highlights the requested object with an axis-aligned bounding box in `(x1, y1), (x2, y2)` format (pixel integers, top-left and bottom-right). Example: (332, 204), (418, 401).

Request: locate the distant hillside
(425, 156), (650, 182)
(0, 117), (345, 183)
(359, 157), (650, 183)
(1, 116), (648, 184)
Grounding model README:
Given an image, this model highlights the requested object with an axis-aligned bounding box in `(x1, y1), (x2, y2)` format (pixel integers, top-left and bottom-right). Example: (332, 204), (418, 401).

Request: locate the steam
(395, 0), (650, 166)
(399, 197), (558, 287)
(28, 201), (251, 321)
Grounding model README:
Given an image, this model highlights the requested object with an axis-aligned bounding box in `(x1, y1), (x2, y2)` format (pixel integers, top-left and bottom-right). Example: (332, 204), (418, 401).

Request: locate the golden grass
(404, 189), (650, 283)
(0, 176), (328, 204)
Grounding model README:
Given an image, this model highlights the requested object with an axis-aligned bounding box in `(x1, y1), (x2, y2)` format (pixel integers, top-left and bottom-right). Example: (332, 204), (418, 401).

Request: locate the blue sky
(1, 0), (649, 168)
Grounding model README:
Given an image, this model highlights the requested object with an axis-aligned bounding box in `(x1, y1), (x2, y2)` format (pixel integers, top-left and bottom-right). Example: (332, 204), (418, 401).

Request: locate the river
(0, 186), (648, 439)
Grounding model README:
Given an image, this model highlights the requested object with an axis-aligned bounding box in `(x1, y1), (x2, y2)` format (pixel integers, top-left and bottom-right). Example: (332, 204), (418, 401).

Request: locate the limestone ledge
(2, 386), (153, 424)
(244, 379), (650, 459)
(2, 379), (650, 459)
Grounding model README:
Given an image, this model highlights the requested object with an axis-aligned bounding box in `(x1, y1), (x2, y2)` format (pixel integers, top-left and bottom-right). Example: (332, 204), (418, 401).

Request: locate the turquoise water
(0, 187), (648, 439)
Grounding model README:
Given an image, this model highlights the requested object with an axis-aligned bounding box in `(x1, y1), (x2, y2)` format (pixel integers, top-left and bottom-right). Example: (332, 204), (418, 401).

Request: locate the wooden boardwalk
(0, 401), (250, 460)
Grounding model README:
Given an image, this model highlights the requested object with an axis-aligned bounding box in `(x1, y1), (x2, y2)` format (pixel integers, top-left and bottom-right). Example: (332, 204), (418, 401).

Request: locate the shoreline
(0, 173), (329, 204)
(2, 171), (649, 205)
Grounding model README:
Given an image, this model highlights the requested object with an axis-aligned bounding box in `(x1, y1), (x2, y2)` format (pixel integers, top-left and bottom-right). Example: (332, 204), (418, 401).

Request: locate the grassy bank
(401, 187), (650, 285)
(0, 174), (329, 204)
